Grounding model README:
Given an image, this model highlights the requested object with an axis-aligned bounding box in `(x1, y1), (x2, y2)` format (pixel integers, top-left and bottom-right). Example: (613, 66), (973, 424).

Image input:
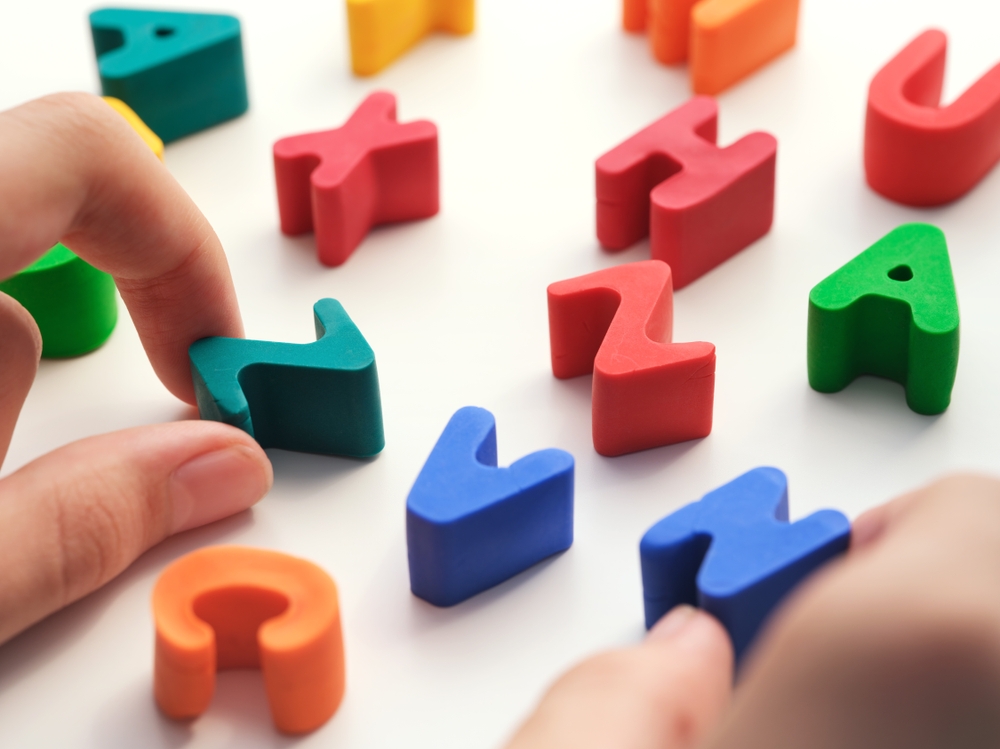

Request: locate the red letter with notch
(865, 29), (1000, 207)
(273, 91), (439, 267)
(596, 96), (776, 289)
(547, 260), (715, 456)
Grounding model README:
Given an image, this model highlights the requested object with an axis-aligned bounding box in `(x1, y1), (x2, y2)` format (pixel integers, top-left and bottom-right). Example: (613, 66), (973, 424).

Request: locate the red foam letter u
(865, 29), (1000, 206)
(547, 260), (715, 456)
(596, 97), (776, 289)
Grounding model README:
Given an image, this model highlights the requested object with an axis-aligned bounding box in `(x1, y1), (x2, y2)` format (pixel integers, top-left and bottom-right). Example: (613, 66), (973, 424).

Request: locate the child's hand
(506, 474), (1000, 749)
(0, 93), (272, 645)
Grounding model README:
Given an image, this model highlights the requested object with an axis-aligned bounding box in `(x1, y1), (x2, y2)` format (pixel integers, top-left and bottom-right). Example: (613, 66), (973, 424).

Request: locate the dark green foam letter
(190, 299), (384, 457)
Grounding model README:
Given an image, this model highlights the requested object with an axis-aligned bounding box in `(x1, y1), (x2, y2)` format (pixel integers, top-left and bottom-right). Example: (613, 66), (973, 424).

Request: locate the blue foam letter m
(640, 467), (850, 660)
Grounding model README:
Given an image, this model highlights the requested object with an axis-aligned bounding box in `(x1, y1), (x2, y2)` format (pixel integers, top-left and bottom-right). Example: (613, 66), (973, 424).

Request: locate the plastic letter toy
(273, 92), (439, 267)
(624, 0), (799, 94)
(407, 407), (574, 607)
(687, 0), (800, 94)
(648, 0), (700, 64)
(623, 0), (649, 32)
(189, 298), (384, 457)
(808, 224), (959, 416)
(548, 260), (715, 456)
(346, 0), (475, 76)
(597, 98), (776, 289)
(89, 8), (248, 143)
(640, 467), (850, 660)
(865, 29), (1000, 206)
(103, 96), (164, 159)
(0, 244), (117, 358)
(153, 546), (344, 734)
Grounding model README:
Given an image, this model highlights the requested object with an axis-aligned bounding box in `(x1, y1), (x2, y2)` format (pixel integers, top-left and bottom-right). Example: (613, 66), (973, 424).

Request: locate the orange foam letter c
(153, 546), (345, 734)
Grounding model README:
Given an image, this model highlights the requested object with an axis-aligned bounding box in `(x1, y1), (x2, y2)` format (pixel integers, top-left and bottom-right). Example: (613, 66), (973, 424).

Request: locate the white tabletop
(2, 0), (999, 746)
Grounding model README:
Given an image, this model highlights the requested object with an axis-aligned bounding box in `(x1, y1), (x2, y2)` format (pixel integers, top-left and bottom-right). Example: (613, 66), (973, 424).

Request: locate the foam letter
(808, 224), (959, 415)
(189, 298), (384, 457)
(865, 29), (1000, 206)
(273, 92), (439, 267)
(596, 97), (776, 289)
(0, 244), (117, 358)
(89, 8), (248, 143)
(640, 467), (850, 660)
(154, 546), (344, 734)
(407, 407), (574, 606)
(624, 0), (799, 93)
(548, 260), (715, 456)
(346, 0), (475, 76)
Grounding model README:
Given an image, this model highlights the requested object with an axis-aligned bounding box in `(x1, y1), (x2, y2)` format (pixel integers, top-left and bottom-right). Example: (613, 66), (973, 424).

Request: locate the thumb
(505, 606), (734, 749)
(0, 420), (272, 645)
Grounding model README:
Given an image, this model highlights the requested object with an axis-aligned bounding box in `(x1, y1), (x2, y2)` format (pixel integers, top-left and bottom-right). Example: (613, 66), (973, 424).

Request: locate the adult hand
(505, 474), (1000, 749)
(505, 604), (733, 749)
(0, 93), (272, 645)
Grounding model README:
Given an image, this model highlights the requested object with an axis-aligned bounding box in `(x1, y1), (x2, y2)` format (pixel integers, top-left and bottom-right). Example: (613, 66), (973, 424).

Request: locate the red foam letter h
(596, 97), (776, 289)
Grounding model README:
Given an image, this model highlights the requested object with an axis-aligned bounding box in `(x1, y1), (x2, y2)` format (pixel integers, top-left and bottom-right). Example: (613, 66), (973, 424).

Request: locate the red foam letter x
(548, 260), (715, 457)
(273, 92), (439, 267)
(596, 97), (776, 289)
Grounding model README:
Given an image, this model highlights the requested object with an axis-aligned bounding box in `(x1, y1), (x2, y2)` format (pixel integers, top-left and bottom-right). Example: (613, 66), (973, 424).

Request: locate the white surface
(2, 0), (1000, 746)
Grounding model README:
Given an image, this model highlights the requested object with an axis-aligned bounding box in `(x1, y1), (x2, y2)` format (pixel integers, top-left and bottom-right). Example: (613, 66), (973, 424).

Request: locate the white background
(1, 0), (999, 746)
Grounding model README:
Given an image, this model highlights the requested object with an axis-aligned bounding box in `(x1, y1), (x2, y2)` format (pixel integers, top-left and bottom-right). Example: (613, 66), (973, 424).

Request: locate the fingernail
(169, 446), (271, 533)
(647, 605), (699, 643)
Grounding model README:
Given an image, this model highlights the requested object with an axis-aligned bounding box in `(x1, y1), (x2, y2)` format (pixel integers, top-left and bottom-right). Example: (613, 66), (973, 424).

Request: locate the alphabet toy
(640, 467), (850, 660)
(623, 0), (799, 95)
(189, 298), (384, 457)
(596, 97), (776, 289)
(89, 8), (248, 143)
(0, 244), (117, 358)
(346, 0), (475, 76)
(548, 260), (715, 456)
(865, 29), (1000, 206)
(808, 224), (960, 416)
(103, 96), (164, 160)
(153, 546), (344, 734)
(273, 91), (439, 267)
(407, 407), (574, 607)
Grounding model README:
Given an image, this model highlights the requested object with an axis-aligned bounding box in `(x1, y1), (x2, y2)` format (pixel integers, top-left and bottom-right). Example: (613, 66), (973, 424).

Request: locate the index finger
(0, 92), (243, 404)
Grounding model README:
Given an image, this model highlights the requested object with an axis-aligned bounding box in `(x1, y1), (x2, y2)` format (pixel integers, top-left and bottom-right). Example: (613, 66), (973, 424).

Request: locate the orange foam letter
(153, 546), (345, 735)
(635, 0), (799, 94)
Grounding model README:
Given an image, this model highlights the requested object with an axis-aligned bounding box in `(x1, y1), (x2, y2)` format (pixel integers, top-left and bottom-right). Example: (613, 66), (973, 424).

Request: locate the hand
(0, 93), (272, 645)
(505, 474), (1000, 749)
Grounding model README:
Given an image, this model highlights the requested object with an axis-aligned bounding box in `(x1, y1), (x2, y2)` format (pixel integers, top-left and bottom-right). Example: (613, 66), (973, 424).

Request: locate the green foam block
(807, 223), (959, 415)
(0, 244), (118, 358)
(189, 298), (385, 457)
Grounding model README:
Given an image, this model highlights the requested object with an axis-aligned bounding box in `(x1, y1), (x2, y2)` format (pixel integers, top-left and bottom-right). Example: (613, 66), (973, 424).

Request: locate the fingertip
(851, 507), (888, 550)
(168, 436), (272, 534)
(643, 607), (735, 743)
(647, 606), (733, 664)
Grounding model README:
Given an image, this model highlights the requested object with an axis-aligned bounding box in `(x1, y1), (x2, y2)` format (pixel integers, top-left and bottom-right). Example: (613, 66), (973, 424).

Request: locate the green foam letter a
(807, 223), (959, 415)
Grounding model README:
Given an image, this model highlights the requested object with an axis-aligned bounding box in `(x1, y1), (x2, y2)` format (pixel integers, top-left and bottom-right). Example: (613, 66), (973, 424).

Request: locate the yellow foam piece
(347, 0), (474, 76)
(102, 96), (165, 161)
